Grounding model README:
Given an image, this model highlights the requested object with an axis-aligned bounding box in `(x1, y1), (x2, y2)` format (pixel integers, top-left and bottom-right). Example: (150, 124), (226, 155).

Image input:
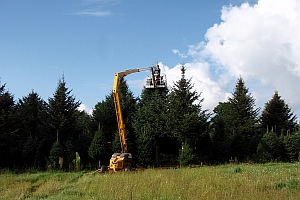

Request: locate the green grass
(1, 163), (300, 199)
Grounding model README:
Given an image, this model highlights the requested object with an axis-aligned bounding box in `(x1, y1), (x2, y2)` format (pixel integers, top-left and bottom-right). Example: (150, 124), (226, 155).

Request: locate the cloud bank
(78, 104), (94, 115)
(168, 0), (300, 117)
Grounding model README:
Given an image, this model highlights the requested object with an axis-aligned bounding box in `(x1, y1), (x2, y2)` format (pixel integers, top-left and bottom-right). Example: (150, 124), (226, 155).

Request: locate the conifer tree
(92, 94), (116, 144)
(93, 78), (137, 158)
(16, 91), (49, 168)
(48, 76), (80, 169)
(167, 64), (209, 145)
(117, 77), (138, 154)
(48, 141), (63, 170)
(284, 132), (300, 161)
(48, 76), (80, 143)
(210, 102), (231, 163)
(22, 134), (36, 167)
(227, 77), (259, 140)
(75, 110), (94, 168)
(88, 128), (109, 167)
(0, 83), (17, 167)
(211, 77), (259, 161)
(256, 131), (286, 162)
(260, 91), (297, 135)
(178, 142), (195, 166)
(133, 87), (169, 166)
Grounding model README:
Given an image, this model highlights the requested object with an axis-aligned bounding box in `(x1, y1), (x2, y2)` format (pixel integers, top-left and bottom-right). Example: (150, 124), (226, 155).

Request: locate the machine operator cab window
(120, 153), (133, 162)
(111, 153), (121, 158)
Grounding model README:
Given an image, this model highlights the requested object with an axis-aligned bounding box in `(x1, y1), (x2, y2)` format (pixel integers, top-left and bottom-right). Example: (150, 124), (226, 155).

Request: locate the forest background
(0, 64), (298, 171)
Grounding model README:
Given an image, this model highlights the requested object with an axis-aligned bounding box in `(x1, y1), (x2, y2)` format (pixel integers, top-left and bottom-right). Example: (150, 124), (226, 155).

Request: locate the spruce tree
(0, 83), (17, 167)
(284, 132), (300, 161)
(178, 142), (195, 166)
(211, 77), (259, 162)
(92, 94), (116, 144)
(48, 76), (80, 169)
(22, 134), (36, 167)
(135, 128), (156, 167)
(75, 110), (94, 168)
(133, 87), (169, 166)
(210, 103), (231, 163)
(256, 131), (286, 162)
(167, 64), (209, 146)
(117, 77), (138, 154)
(88, 128), (109, 167)
(93, 78), (137, 157)
(48, 141), (63, 170)
(260, 91), (297, 135)
(16, 91), (49, 168)
(228, 77), (259, 140)
(48, 76), (80, 143)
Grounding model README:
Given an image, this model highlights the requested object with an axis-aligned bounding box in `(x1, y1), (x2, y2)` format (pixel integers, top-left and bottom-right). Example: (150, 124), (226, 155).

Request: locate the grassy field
(1, 163), (300, 199)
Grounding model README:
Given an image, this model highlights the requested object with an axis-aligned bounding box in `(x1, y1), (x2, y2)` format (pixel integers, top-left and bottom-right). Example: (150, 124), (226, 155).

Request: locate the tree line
(0, 65), (298, 170)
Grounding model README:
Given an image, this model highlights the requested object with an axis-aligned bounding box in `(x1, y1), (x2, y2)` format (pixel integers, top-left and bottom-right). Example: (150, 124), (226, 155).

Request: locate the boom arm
(113, 67), (152, 153)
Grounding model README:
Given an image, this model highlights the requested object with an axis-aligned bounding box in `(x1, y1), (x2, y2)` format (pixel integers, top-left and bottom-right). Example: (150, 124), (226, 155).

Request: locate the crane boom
(102, 65), (166, 172)
(112, 67), (152, 153)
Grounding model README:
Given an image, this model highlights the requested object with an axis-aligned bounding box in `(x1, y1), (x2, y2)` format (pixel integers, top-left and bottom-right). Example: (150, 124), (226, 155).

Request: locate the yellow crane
(100, 65), (166, 172)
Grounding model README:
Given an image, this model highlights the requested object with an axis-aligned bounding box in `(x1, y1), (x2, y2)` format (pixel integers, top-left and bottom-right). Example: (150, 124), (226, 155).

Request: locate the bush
(256, 131), (285, 162)
(178, 142), (195, 166)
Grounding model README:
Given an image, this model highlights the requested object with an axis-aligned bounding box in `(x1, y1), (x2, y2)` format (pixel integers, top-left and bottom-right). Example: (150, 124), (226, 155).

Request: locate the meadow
(1, 163), (300, 199)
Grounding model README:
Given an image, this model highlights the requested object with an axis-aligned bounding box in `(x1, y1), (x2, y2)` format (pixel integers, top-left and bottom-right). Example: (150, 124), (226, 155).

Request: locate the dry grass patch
(1, 163), (300, 199)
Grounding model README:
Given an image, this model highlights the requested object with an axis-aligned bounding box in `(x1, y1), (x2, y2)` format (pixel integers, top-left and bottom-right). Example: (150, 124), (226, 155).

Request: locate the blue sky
(1, 0), (300, 118)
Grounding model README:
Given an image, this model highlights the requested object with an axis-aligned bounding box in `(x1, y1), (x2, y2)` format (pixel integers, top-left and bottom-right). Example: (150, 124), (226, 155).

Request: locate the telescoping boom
(100, 65), (166, 173)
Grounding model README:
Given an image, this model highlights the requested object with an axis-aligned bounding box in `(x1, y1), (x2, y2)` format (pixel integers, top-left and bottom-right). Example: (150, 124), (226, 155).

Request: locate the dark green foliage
(228, 133), (248, 159)
(178, 142), (194, 166)
(48, 141), (63, 170)
(48, 76), (81, 169)
(0, 83), (16, 167)
(166, 65), (209, 164)
(133, 87), (169, 166)
(227, 77), (259, 141)
(92, 95), (116, 143)
(93, 78), (137, 162)
(261, 91), (297, 135)
(211, 77), (259, 162)
(22, 134), (37, 167)
(167, 64), (209, 144)
(48, 76), (81, 143)
(194, 132), (213, 163)
(211, 131), (230, 163)
(35, 139), (52, 169)
(112, 132), (121, 153)
(117, 78), (138, 155)
(257, 131), (286, 162)
(88, 128), (109, 166)
(248, 133), (263, 156)
(284, 132), (300, 161)
(210, 103), (232, 163)
(74, 111), (94, 168)
(3, 66), (300, 169)
(135, 129), (156, 167)
(16, 91), (49, 168)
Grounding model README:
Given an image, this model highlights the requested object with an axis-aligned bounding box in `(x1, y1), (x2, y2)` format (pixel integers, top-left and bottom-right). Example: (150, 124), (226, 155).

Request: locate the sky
(1, 0), (300, 119)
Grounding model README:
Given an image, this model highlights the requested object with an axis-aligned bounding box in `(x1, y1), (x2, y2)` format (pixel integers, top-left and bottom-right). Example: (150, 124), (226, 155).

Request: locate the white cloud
(172, 49), (188, 59)
(168, 0), (300, 117)
(161, 62), (230, 111)
(78, 104), (94, 115)
(75, 0), (118, 17)
(76, 10), (111, 17)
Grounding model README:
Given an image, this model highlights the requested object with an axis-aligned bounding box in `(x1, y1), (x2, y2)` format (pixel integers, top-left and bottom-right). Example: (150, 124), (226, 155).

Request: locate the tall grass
(1, 163), (300, 199)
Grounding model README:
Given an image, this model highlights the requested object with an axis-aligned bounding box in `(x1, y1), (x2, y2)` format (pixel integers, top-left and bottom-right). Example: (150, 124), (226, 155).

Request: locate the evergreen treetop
(260, 91), (297, 135)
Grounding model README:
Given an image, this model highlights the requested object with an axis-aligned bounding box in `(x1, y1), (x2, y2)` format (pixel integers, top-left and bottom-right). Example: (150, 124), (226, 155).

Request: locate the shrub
(178, 142), (194, 166)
